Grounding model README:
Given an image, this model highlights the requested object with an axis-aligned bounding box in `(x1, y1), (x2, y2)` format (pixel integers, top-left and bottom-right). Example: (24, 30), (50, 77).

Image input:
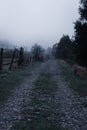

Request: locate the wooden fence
(0, 48), (32, 71)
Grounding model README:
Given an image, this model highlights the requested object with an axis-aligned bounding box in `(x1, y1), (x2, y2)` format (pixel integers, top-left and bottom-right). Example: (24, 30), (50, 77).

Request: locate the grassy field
(0, 63), (39, 103)
(12, 73), (64, 130)
(59, 60), (87, 97)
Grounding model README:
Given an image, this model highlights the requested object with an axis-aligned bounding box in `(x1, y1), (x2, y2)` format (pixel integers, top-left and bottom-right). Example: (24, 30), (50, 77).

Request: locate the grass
(33, 73), (57, 94)
(12, 73), (64, 130)
(59, 60), (87, 97)
(0, 62), (40, 103)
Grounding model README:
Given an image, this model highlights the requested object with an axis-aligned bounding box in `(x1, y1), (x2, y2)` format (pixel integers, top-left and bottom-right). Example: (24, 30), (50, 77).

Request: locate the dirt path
(0, 59), (87, 130)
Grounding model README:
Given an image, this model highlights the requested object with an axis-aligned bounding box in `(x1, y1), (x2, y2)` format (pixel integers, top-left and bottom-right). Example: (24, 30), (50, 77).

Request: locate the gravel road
(0, 59), (87, 130)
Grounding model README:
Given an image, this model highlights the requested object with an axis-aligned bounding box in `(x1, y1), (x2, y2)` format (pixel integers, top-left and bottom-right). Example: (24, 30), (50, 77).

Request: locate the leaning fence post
(0, 48), (3, 70)
(9, 49), (16, 70)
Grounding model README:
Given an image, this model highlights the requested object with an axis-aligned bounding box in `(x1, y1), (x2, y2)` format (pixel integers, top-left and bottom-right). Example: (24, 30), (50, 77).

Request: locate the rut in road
(0, 59), (87, 130)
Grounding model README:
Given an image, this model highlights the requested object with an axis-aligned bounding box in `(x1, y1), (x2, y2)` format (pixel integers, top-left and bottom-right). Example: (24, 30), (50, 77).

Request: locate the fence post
(9, 49), (16, 70)
(18, 47), (24, 66)
(0, 48), (3, 70)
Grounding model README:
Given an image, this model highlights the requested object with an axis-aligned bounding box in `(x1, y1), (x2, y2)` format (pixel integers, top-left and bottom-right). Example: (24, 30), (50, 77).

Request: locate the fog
(0, 0), (79, 48)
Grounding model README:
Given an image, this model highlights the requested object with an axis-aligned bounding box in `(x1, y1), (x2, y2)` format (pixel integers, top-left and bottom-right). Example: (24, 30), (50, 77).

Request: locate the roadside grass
(12, 73), (64, 130)
(59, 60), (87, 97)
(0, 62), (40, 103)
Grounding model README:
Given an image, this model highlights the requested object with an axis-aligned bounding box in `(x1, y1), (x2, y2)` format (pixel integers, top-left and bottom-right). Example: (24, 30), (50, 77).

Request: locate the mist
(0, 0), (79, 48)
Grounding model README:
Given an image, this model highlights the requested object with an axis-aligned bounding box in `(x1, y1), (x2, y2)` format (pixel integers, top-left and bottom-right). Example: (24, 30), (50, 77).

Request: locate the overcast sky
(0, 0), (79, 48)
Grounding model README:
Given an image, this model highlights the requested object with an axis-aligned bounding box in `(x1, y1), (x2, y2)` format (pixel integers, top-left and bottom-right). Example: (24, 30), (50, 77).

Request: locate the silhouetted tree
(74, 0), (87, 66)
(79, 0), (87, 20)
(52, 35), (75, 62)
(31, 44), (44, 61)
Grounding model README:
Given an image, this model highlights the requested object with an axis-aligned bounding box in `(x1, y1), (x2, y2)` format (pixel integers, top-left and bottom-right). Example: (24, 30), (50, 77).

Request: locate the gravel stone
(0, 59), (87, 130)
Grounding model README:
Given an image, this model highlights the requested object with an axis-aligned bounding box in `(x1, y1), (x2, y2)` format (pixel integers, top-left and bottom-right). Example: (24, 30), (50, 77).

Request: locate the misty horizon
(0, 0), (79, 48)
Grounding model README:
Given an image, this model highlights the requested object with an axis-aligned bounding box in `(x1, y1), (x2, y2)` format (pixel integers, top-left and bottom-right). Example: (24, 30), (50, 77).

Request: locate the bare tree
(31, 44), (44, 61)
